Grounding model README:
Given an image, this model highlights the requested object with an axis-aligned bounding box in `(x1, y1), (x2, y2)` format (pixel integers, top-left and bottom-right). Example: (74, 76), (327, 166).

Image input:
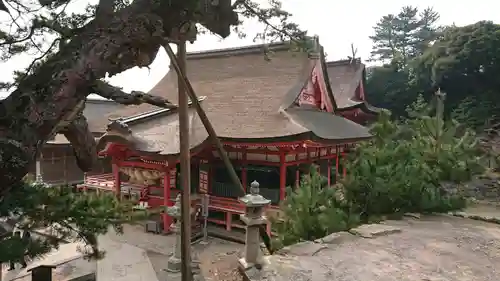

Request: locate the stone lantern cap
(239, 180), (271, 207)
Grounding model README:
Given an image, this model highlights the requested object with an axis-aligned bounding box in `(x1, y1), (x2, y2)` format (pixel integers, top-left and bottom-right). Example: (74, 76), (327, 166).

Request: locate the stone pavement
(2, 242), (94, 281)
(244, 215), (500, 281)
(97, 235), (159, 281)
(101, 224), (243, 281)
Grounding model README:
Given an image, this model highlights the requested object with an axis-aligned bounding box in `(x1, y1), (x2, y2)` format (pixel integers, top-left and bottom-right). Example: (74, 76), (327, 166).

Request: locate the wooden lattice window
(199, 170), (208, 193)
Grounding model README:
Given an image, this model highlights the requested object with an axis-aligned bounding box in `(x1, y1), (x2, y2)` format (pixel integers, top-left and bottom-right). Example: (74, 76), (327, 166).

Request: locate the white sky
(0, 0), (498, 98)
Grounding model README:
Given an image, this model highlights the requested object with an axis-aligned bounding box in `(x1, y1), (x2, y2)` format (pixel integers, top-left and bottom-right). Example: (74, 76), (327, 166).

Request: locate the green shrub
(272, 168), (359, 248)
(343, 96), (481, 220)
(273, 95), (484, 248)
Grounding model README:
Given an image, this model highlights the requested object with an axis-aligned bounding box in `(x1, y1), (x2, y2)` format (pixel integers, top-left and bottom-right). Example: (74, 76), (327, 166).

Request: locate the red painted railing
(81, 174), (274, 234)
(83, 173), (114, 190)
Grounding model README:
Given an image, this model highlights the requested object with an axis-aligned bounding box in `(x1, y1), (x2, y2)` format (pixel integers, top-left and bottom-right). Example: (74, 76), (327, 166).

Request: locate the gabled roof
(326, 59), (364, 109)
(97, 40), (373, 156)
(325, 59), (381, 115)
(105, 42), (311, 139)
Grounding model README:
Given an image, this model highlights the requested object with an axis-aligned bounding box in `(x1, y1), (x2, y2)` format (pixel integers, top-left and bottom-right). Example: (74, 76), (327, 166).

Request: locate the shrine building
(77, 38), (381, 233)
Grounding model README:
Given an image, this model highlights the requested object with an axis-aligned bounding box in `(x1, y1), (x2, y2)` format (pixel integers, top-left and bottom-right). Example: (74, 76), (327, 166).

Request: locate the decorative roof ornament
(304, 35), (320, 59)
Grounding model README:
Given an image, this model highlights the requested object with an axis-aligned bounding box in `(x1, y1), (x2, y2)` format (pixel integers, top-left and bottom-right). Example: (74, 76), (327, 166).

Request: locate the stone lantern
(238, 180), (271, 270)
(166, 194), (182, 272)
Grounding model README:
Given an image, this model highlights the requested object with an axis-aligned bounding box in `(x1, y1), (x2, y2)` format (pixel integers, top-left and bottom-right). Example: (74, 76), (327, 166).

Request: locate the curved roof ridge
(186, 41), (292, 60)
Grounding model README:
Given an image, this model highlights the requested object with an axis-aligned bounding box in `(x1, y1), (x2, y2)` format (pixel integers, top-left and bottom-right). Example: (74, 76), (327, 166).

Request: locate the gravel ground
(104, 224), (245, 281)
(196, 238), (244, 281)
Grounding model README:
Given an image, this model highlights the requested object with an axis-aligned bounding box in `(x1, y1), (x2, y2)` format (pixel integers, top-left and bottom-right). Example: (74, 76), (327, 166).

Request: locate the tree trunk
(0, 0), (237, 194)
(0, 0), (165, 193)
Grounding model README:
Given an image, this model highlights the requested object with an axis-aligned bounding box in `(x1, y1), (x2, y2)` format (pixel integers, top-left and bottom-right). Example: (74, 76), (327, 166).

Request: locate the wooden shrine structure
(77, 38), (381, 234)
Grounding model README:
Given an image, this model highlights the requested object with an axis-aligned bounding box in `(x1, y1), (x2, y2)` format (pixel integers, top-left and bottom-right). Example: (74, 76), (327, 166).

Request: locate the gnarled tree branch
(0, 0), (238, 193)
(95, 0), (116, 20)
(60, 113), (98, 173)
(92, 80), (177, 109)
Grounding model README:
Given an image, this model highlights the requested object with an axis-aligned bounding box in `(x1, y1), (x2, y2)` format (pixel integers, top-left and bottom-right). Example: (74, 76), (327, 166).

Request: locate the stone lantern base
(167, 256), (182, 272)
(238, 255), (271, 271)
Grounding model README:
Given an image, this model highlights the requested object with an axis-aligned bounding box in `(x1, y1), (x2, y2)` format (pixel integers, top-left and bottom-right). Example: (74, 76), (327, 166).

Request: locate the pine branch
(92, 80), (177, 109)
(0, 181), (141, 261)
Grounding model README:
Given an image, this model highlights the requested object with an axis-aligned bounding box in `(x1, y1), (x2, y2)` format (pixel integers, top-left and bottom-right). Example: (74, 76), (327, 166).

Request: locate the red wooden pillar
(327, 159), (331, 186)
(279, 151), (286, 201)
(335, 146), (339, 183)
(342, 152), (347, 178)
(163, 168), (172, 233)
(112, 157), (121, 200)
(241, 151), (247, 193)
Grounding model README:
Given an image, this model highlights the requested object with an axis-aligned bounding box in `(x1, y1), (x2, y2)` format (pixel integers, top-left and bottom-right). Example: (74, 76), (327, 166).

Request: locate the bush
(0, 179), (144, 262)
(342, 97), (482, 220)
(272, 168), (359, 248)
(273, 95), (485, 248)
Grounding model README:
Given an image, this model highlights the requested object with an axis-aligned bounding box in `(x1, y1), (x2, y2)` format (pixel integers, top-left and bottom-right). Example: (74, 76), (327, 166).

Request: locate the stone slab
(451, 211), (500, 224)
(277, 241), (327, 256)
(404, 213), (421, 219)
(314, 231), (356, 245)
(349, 223), (402, 238)
(97, 236), (159, 281)
(2, 242), (88, 281)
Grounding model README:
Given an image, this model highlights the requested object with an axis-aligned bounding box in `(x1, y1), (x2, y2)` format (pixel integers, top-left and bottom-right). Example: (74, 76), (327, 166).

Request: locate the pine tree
(369, 6), (440, 65)
(0, 178), (144, 262)
(0, 0), (307, 192)
(369, 14), (399, 63)
(272, 168), (359, 248)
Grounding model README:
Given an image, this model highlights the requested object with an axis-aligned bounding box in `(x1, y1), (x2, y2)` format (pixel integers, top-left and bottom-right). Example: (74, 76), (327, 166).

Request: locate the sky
(1, 0), (499, 98)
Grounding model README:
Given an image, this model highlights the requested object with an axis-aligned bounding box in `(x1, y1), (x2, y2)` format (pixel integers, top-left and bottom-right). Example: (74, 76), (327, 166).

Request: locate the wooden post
(342, 152), (347, 178)
(164, 43), (244, 196)
(279, 151), (286, 201)
(35, 152), (43, 182)
(435, 88), (446, 151)
(176, 40), (192, 281)
(163, 169), (172, 233)
(327, 159), (331, 186)
(112, 157), (121, 199)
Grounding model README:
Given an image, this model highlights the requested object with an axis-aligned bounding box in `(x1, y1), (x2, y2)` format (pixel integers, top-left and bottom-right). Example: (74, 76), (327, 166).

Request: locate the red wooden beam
(241, 151), (247, 192)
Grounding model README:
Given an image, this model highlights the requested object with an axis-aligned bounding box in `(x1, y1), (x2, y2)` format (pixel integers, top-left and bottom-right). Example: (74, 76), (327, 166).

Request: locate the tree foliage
(0, 0), (306, 262)
(369, 6), (441, 64)
(274, 96), (484, 248)
(343, 97), (482, 219)
(0, 177), (143, 262)
(0, 0), (308, 192)
(367, 7), (500, 130)
(271, 168), (359, 249)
